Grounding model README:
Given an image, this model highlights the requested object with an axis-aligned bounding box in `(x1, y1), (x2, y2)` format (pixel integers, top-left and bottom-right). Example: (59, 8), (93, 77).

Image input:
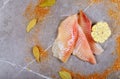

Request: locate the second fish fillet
(78, 11), (104, 55)
(73, 23), (96, 64)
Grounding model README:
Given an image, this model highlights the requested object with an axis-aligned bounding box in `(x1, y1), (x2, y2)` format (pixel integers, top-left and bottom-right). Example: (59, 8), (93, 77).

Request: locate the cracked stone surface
(0, 0), (119, 79)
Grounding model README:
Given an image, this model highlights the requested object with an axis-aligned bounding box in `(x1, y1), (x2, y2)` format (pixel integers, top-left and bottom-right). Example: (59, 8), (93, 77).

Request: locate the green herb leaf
(39, 0), (56, 7)
(59, 71), (72, 79)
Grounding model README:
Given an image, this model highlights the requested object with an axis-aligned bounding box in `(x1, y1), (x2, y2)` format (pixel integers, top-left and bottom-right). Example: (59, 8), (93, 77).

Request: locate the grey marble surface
(0, 0), (119, 79)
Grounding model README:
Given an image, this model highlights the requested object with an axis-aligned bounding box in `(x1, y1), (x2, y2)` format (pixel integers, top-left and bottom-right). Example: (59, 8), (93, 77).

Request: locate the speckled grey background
(0, 0), (119, 79)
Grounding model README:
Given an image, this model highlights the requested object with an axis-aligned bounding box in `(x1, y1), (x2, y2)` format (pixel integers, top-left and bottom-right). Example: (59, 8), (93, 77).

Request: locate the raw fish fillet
(73, 23), (96, 64)
(52, 14), (96, 64)
(78, 11), (104, 55)
(52, 14), (78, 62)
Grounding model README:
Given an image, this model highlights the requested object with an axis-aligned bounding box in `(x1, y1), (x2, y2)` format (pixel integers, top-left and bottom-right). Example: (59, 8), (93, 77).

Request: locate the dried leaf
(59, 71), (72, 79)
(26, 18), (37, 32)
(39, 0), (56, 7)
(33, 46), (40, 62)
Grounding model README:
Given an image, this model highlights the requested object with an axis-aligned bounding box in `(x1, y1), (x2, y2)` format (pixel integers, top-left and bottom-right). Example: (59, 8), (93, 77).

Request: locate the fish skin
(73, 23), (96, 64)
(52, 14), (78, 62)
(78, 11), (104, 55)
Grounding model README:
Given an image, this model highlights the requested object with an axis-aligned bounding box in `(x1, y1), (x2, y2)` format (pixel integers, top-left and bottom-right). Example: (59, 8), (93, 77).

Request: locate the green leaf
(39, 0), (56, 7)
(59, 71), (72, 79)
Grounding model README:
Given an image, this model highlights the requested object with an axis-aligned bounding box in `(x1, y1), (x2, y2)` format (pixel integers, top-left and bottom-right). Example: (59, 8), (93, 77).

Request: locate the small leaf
(39, 0), (56, 7)
(59, 71), (72, 79)
(26, 18), (37, 32)
(33, 46), (40, 62)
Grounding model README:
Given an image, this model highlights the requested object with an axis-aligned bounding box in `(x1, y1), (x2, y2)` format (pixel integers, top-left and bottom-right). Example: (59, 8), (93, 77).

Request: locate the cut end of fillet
(52, 40), (70, 63)
(73, 51), (96, 64)
(88, 57), (96, 64)
(93, 43), (104, 55)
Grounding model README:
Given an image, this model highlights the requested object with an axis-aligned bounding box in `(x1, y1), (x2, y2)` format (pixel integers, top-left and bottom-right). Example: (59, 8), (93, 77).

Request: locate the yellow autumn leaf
(33, 46), (40, 62)
(26, 18), (37, 32)
(59, 71), (72, 79)
(39, 0), (56, 7)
